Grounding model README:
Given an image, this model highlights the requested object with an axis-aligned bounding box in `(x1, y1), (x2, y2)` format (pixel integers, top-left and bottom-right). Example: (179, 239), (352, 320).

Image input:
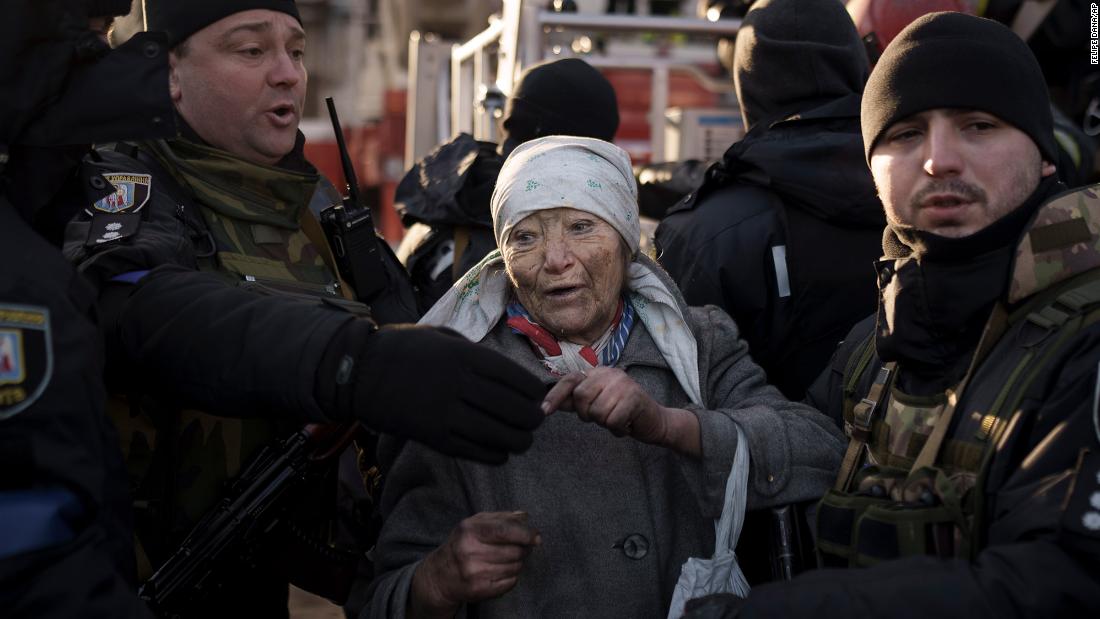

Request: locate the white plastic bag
(666, 424), (751, 619)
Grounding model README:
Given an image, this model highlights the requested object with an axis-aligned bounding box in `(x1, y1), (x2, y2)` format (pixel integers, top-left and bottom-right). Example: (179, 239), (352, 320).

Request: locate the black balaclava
(1, 0), (174, 227)
(861, 11), (1057, 164)
(500, 58), (619, 157)
(732, 0), (869, 131)
(874, 175), (1064, 393)
(142, 0), (301, 48)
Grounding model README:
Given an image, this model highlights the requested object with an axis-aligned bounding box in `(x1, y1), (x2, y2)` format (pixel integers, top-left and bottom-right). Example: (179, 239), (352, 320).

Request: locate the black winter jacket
(60, 142), (358, 617)
(719, 182), (1100, 618)
(737, 313), (1100, 618)
(0, 201), (151, 618)
(62, 144), (353, 422)
(656, 96), (885, 399)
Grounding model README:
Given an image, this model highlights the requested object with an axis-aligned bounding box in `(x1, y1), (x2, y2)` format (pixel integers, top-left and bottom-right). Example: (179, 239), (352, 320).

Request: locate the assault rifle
(320, 97), (420, 324)
(738, 502), (816, 584)
(138, 423), (362, 616)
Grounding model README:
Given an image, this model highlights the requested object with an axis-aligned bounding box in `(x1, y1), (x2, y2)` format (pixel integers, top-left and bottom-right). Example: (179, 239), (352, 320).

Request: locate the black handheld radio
(320, 97), (419, 323)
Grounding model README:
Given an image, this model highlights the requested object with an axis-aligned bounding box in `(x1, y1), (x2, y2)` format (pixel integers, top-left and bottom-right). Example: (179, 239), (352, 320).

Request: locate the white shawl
(419, 136), (703, 405)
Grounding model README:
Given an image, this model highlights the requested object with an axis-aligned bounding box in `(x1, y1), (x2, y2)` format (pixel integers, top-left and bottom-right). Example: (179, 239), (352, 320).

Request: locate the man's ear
(168, 52), (181, 103)
(1041, 160), (1057, 178)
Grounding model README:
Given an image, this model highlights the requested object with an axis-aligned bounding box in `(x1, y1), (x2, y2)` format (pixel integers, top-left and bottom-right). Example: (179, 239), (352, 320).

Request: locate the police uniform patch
(92, 172), (151, 214)
(85, 212), (141, 247)
(0, 304), (52, 420)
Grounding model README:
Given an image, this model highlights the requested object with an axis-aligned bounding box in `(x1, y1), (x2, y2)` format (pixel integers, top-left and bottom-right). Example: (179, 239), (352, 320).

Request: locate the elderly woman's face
(503, 208), (629, 345)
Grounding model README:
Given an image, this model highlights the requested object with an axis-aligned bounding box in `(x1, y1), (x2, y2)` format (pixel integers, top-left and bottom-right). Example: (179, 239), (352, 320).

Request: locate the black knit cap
(861, 11), (1056, 164)
(142, 0), (301, 48)
(733, 0), (869, 131)
(502, 58), (619, 148)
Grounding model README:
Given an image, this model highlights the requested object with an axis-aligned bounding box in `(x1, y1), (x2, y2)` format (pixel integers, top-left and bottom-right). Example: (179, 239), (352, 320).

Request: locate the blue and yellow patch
(0, 305), (52, 420)
(92, 172), (152, 214)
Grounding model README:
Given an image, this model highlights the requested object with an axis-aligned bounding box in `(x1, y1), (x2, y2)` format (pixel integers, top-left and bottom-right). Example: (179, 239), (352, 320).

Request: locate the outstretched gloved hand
(318, 322), (544, 463)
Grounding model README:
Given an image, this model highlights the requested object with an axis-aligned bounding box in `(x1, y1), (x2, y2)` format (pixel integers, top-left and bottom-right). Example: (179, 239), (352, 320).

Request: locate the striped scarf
(506, 296), (635, 376)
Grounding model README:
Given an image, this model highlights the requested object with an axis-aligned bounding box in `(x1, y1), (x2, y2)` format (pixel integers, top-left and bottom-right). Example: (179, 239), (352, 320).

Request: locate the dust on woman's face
(503, 208), (628, 345)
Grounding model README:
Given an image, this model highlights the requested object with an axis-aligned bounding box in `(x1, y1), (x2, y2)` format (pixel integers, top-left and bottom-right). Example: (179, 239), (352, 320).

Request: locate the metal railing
(407, 0), (742, 164)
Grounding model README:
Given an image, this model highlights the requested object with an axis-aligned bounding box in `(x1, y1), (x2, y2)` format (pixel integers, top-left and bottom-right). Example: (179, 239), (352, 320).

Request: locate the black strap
(835, 361), (895, 492)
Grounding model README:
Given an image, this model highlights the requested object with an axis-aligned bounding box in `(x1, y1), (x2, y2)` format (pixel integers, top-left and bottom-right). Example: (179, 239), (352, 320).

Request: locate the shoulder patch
(0, 305), (52, 420)
(92, 172), (152, 214)
(85, 212), (141, 247)
(1010, 183), (1100, 302)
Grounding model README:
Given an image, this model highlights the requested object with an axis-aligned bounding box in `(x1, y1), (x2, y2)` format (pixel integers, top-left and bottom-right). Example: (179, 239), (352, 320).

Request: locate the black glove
(317, 321), (544, 463)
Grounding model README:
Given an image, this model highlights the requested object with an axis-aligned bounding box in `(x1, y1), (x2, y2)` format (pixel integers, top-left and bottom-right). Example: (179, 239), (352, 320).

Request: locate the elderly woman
(365, 137), (843, 618)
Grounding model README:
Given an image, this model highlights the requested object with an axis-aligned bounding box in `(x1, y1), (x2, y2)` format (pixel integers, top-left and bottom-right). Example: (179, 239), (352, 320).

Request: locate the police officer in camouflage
(60, 0), (546, 615)
(684, 12), (1100, 618)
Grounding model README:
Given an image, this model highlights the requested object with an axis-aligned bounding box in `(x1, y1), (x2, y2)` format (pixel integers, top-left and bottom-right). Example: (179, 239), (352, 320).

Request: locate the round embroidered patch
(0, 304), (52, 420)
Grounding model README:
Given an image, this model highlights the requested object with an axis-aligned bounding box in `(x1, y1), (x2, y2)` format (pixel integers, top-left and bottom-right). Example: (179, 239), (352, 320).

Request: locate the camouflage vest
(816, 184), (1100, 568)
(113, 139), (348, 578)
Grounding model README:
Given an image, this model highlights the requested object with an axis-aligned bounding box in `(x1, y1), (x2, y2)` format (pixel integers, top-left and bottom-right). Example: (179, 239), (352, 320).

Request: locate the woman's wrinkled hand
(541, 368), (699, 455)
(410, 511), (541, 618)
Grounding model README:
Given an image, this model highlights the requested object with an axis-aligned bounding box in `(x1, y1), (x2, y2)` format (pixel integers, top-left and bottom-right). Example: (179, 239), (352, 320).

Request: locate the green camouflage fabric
(145, 137), (338, 286)
(836, 383), (993, 562)
(117, 139), (341, 578)
(1011, 183), (1100, 303)
(871, 390), (944, 468)
(859, 387), (986, 501)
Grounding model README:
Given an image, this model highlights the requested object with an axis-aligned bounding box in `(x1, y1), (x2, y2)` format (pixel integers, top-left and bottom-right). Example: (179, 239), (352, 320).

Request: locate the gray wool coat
(364, 302), (844, 619)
